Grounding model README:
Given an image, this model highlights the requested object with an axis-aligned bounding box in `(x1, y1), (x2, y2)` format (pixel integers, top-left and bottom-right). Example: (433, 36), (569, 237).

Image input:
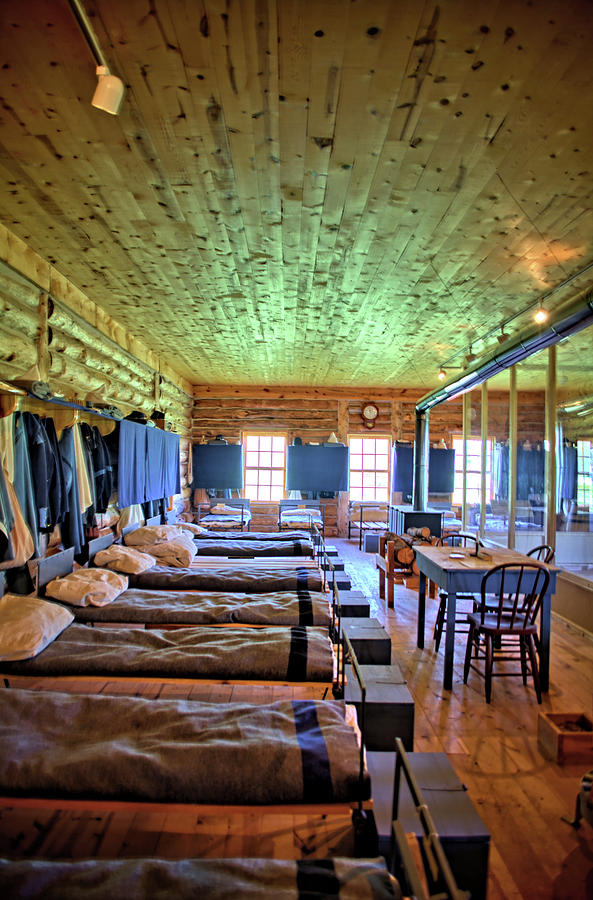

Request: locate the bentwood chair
(433, 532), (482, 652)
(463, 561), (550, 703)
(527, 544), (555, 564)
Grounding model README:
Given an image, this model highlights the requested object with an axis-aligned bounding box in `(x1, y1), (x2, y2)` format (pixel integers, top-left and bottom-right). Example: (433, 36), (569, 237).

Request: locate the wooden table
(414, 545), (559, 692)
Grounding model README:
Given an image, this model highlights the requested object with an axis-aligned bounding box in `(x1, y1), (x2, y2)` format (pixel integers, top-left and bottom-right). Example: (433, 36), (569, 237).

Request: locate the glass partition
(513, 359), (546, 553)
(481, 372), (510, 546)
(555, 324), (593, 579)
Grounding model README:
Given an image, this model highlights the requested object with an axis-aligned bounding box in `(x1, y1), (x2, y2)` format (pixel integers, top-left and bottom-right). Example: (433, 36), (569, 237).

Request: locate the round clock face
(362, 403), (379, 421)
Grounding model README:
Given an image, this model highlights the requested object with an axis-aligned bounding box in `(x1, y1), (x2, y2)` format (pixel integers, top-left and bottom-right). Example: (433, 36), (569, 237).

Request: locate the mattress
(193, 529), (310, 541)
(200, 512), (252, 528)
(280, 511), (323, 528)
(0, 857), (400, 899)
(0, 689), (369, 804)
(2, 624), (334, 682)
(71, 588), (332, 627)
(128, 565), (324, 592)
(193, 539), (314, 558)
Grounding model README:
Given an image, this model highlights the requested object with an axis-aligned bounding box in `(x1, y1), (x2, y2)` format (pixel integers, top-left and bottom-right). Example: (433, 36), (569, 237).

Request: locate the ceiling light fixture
(68, 0), (125, 115)
(534, 304), (548, 325)
(464, 346), (477, 367)
(438, 367), (446, 381)
(497, 327), (508, 345)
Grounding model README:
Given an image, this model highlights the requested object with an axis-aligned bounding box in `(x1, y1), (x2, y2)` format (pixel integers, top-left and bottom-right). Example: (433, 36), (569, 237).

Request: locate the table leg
(539, 589), (551, 692)
(417, 571), (426, 649)
(443, 590), (457, 691)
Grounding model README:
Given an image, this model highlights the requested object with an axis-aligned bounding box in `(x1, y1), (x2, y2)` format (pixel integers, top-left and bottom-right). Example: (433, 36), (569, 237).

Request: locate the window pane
(350, 471), (363, 488)
(245, 470), (258, 486)
(376, 472), (388, 488)
(246, 450), (259, 467)
(259, 436), (272, 451)
(362, 455), (376, 470)
(362, 471), (375, 487)
(350, 439), (363, 454)
(350, 454), (363, 471)
(272, 436), (285, 451)
(375, 455), (389, 471)
(258, 470), (271, 486)
(259, 451), (271, 469)
(271, 469), (284, 486)
(375, 439), (389, 453)
(272, 451), (284, 468)
(245, 435), (259, 450)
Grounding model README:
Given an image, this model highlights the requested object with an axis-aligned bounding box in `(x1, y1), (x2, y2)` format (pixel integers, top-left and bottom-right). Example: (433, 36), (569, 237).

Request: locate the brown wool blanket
(71, 589), (332, 627)
(0, 690), (369, 805)
(128, 565), (324, 592)
(2, 624), (334, 681)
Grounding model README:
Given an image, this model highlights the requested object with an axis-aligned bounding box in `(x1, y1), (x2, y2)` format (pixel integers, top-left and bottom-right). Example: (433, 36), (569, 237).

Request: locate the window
(452, 436), (493, 506)
(577, 440), (593, 508)
(243, 433), (286, 501)
(348, 436), (390, 502)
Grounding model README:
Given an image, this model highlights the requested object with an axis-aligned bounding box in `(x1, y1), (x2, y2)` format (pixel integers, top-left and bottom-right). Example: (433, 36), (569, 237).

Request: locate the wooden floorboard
(1, 539), (592, 897)
(337, 537), (593, 900)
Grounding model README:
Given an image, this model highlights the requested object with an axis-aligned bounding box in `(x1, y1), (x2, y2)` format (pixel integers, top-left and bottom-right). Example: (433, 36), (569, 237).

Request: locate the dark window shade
(429, 448), (456, 493)
(286, 445), (349, 492)
(392, 444), (456, 495)
(192, 444), (244, 489)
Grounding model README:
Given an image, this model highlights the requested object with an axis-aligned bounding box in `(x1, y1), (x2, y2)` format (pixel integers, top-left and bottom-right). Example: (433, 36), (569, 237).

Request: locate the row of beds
(0, 514), (467, 899)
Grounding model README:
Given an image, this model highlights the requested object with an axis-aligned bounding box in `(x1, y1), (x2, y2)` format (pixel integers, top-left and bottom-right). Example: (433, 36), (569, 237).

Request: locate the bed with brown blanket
(0, 856), (401, 900)
(74, 588), (331, 627)
(0, 689), (368, 807)
(193, 529), (310, 541)
(1, 621), (335, 685)
(37, 546), (332, 628)
(193, 537), (315, 557)
(125, 563), (323, 592)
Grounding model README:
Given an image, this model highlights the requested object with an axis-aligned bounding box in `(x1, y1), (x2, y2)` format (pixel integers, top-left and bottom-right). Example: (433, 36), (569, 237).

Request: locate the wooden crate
(537, 712), (593, 764)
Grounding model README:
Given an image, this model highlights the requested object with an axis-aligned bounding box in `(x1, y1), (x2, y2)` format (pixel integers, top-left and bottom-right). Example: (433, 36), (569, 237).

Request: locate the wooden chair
(432, 532), (482, 652)
(527, 544), (555, 563)
(463, 561), (550, 703)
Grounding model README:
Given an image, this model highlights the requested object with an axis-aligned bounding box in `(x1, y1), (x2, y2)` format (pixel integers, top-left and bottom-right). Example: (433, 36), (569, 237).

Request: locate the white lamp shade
(92, 65), (125, 115)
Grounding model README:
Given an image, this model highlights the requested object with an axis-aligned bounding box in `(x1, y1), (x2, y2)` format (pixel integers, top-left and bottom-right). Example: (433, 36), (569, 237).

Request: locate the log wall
(192, 385), (546, 536)
(0, 229), (194, 511)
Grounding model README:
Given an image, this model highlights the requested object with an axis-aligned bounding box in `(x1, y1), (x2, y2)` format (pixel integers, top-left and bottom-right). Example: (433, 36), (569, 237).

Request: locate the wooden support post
(508, 366), (517, 550)
(545, 346), (557, 550)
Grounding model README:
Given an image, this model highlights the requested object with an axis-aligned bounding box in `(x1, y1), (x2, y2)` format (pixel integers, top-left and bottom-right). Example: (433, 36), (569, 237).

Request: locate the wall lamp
(68, 0), (125, 115)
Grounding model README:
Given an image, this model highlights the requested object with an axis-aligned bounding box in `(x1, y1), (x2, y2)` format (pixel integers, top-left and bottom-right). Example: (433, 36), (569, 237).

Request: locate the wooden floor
(337, 538), (593, 900)
(1, 539), (592, 898)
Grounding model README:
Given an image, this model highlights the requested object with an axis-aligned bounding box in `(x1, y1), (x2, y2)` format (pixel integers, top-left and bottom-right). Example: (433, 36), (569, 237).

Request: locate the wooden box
(537, 712), (593, 764)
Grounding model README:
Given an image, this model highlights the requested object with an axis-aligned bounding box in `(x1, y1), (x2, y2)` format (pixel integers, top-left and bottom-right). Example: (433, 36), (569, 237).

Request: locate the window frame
(451, 433), (494, 507)
(347, 433), (391, 502)
(242, 431), (288, 502)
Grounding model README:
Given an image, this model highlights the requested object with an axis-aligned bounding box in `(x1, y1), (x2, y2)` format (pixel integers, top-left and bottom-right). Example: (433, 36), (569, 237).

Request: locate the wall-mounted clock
(361, 402), (379, 428)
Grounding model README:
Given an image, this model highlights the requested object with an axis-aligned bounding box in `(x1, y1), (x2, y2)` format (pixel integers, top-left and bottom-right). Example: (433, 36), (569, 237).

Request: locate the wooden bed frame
(0, 655), (371, 824)
(195, 498), (252, 531)
(278, 499), (325, 539)
(348, 501), (388, 550)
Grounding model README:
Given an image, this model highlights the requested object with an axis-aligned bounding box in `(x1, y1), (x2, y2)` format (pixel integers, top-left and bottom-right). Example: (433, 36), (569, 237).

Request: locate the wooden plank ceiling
(1, 0), (593, 390)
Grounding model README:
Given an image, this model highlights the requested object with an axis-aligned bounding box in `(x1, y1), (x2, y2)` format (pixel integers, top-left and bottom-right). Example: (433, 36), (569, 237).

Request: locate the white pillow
(174, 521), (209, 536)
(0, 594), (74, 661)
(123, 525), (180, 546)
(45, 569), (128, 607)
(133, 536), (196, 568)
(94, 545), (156, 574)
(210, 504), (242, 515)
